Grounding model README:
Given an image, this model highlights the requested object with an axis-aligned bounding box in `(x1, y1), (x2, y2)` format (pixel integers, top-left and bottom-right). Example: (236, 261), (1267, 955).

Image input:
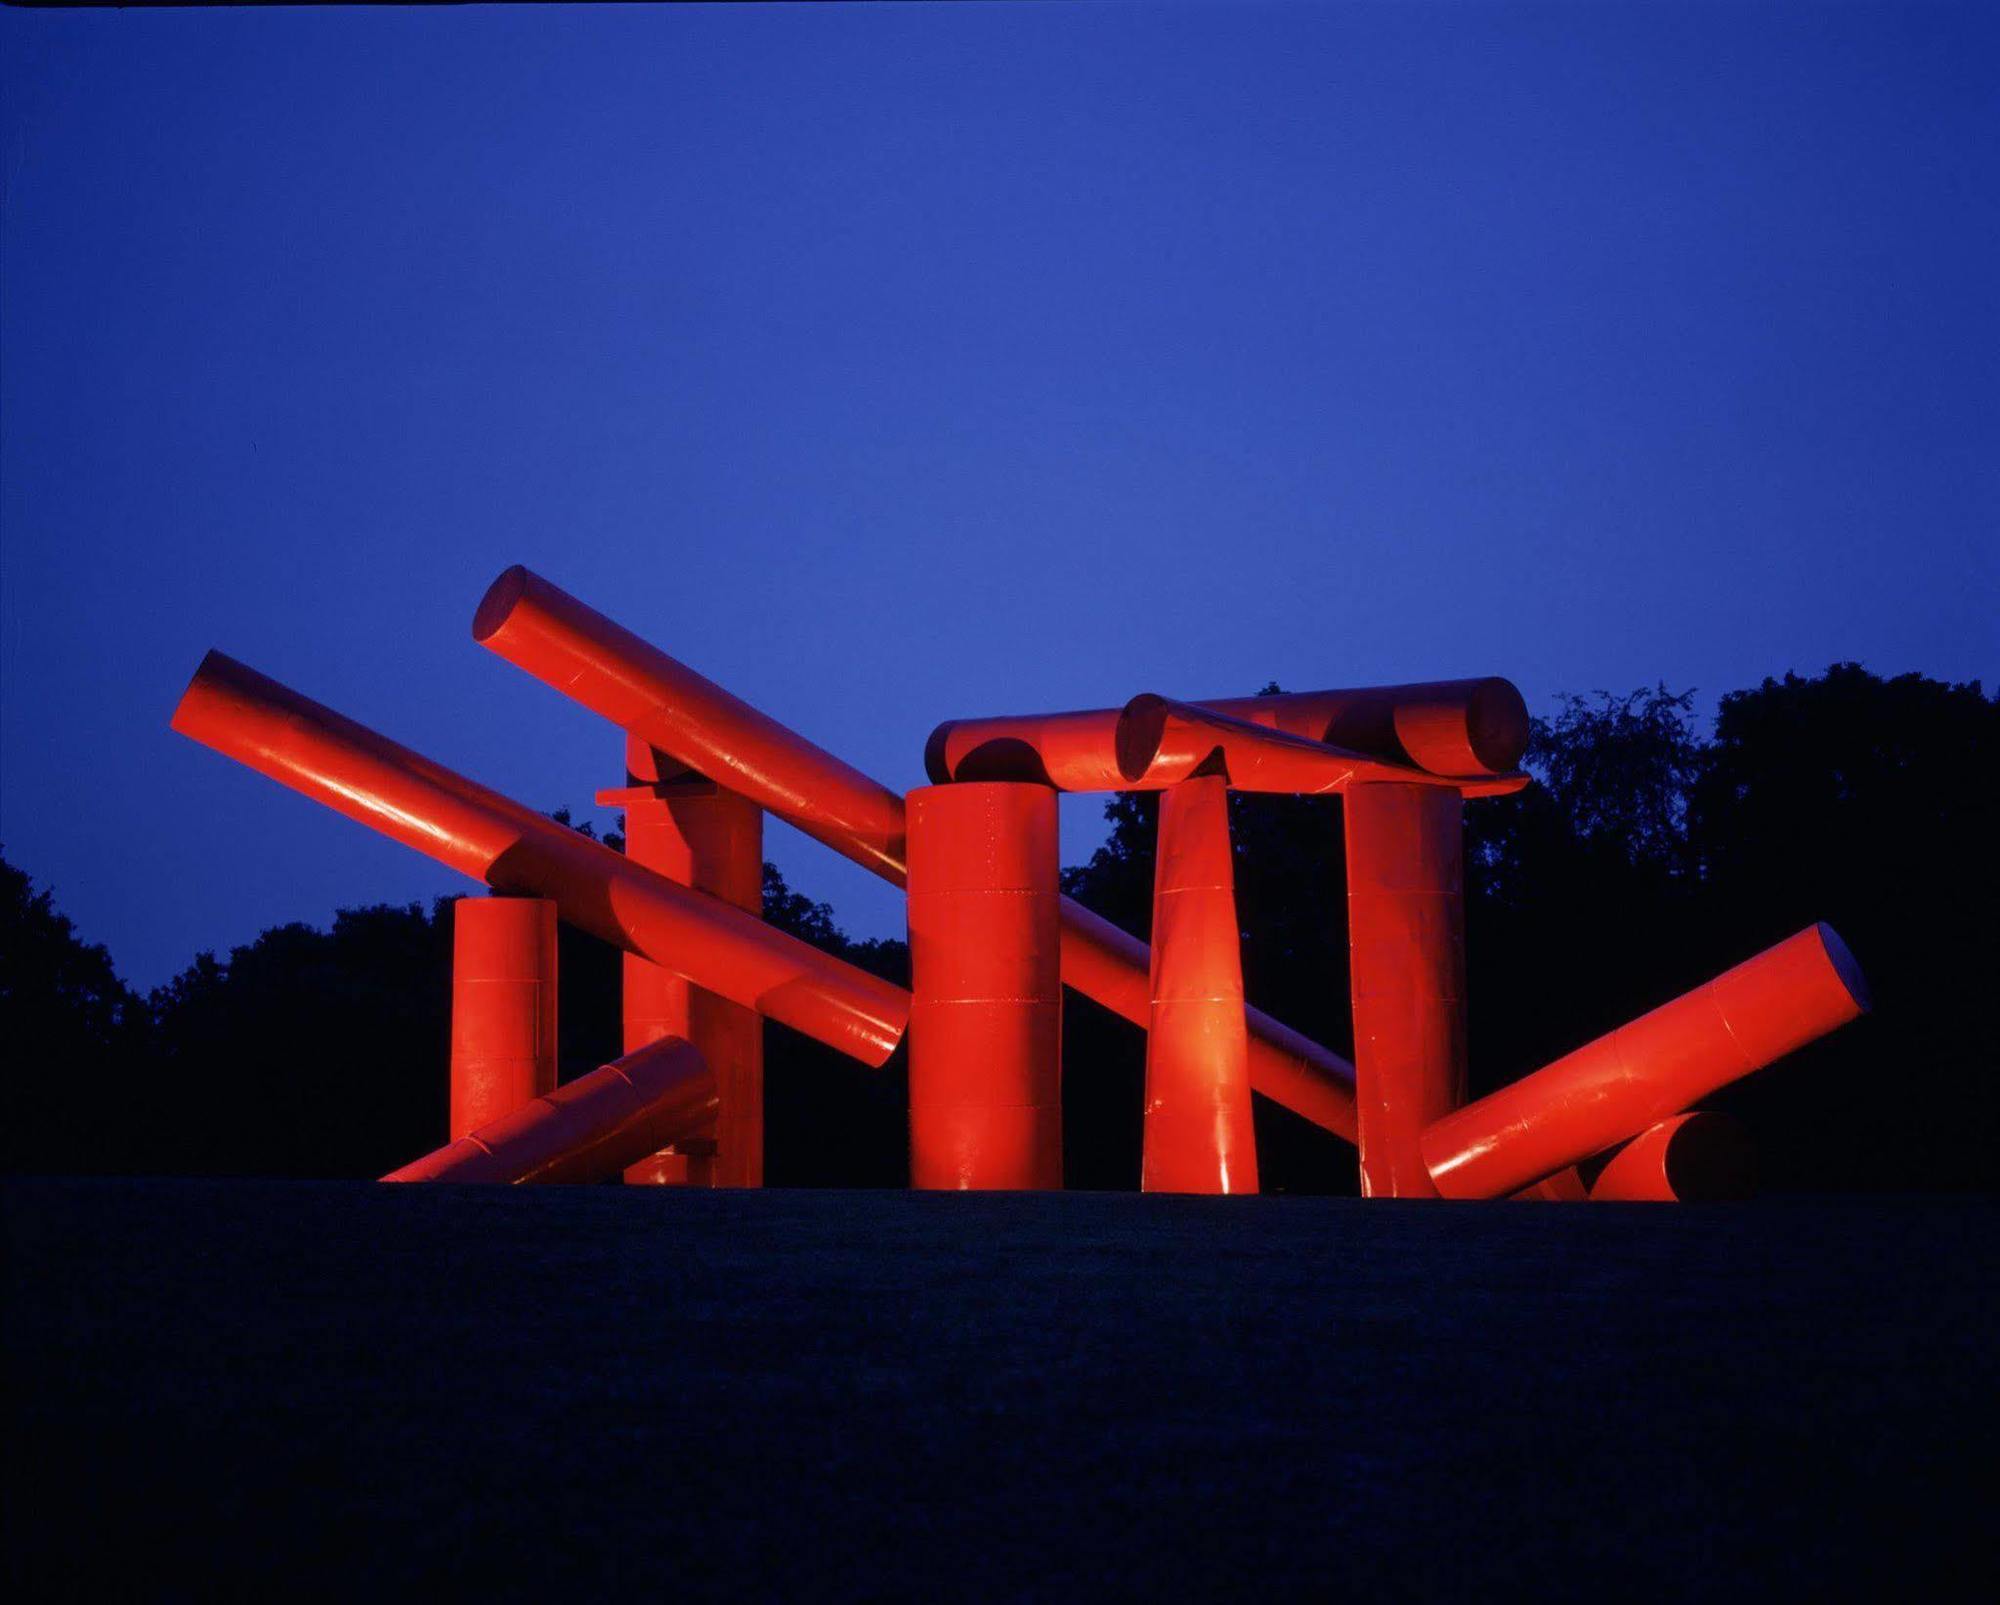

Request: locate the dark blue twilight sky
(2, 4), (1994, 988)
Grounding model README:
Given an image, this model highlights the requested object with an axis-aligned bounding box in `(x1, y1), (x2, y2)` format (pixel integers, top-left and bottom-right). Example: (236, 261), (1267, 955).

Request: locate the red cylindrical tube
(1423, 925), (1868, 1199)
(604, 736), (765, 1188)
(1120, 697), (1525, 797)
(1587, 1112), (1756, 1202)
(1143, 776), (1258, 1194)
(476, 565), (907, 881)
(905, 783), (1062, 1189)
(385, 1036), (715, 1184)
(472, 568), (1360, 1143)
(1345, 783), (1467, 1197)
(926, 677), (1530, 785)
(449, 896), (558, 1141)
(171, 651), (908, 1066)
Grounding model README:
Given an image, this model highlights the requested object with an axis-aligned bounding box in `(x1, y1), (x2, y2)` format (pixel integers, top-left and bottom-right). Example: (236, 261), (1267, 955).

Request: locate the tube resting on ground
(1422, 925), (1867, 1199)
(384, 1036), (715, 1183)
(1587, 1112), (1756, 1202)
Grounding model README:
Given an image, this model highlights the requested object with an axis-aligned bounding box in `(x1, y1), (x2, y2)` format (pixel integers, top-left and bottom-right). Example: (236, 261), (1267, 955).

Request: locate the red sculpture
(174, 573), (1870, 1196)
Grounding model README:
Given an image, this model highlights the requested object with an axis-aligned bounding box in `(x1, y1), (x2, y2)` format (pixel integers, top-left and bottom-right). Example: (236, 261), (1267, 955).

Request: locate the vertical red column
(609, 735), (765, 1187)
(1143, 776), (1258, 1194)
(905, 782), (1062, 1189)
(1343, 783), (1466, 1197)
(450, 896), (559, 1141)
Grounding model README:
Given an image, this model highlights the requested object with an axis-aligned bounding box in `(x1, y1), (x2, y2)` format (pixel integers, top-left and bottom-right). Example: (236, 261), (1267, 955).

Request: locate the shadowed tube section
(1346, 783), (1467, 1197)
(601, 737), (765, 1187)
(472, 567), (1359, 1143)
(384, 1036), (715, 1183)
(170, 651), (909, 1066)
(906, 783), (1062, 1189)
(1423, 925), (1868, 1199)
(450, 896), (558, 1141)
(1587, 1112), (1756, 1202)
(1143, 776), (1257, 1194)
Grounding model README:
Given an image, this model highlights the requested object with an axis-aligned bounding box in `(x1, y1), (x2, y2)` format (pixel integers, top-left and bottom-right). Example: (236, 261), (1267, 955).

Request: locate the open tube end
(1465, 677), (1532, 773)
(1816, 922), (1871, 1013)
(169, 649), (243, 739)
(922, 722), (955, 785)
(1114, 693), (1170, 782)
(472, 565), (531, 643)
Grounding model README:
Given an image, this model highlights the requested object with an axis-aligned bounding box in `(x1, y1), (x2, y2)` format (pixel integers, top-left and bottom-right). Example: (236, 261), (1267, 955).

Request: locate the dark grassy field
(4, 1180), (1993, 1600)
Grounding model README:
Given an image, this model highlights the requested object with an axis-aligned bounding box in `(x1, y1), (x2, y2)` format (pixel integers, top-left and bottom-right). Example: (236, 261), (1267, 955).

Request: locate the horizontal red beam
(927, 677), (1531, 787)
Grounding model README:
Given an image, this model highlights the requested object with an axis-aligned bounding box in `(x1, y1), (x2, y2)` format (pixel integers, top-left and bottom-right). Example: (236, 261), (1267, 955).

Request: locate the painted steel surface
(600, 736), (765, 1187)
(384, 1036), (715, 1184)
(1423, 924), (1868, 1199)
(476, 565), (907, 881)
(1588, 1112), (1756, 1202)
(449, 897), (558, 1141)
(1346, 783), (1468, 1197)
(1117, 697), (1525, 797)
(926, 676), (1530, 785)
(1142, 776), (1258, 1194)
(906, 783), (1062, 1189)
(171, 651), (909, 1066)
(472, 567), (1360, 1142)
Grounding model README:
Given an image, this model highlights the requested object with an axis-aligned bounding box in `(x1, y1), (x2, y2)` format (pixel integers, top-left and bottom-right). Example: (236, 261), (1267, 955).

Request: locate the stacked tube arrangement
(172, 567), (1868, 1193)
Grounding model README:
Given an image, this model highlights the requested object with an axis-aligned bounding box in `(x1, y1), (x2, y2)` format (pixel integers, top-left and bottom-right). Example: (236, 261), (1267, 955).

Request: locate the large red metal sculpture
(175, 571), (1870, 1196)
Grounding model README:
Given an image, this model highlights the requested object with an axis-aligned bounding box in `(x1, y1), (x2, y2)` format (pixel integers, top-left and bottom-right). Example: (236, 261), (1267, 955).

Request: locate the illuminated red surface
(1142, 776), (1257, 1194)
(1119, 697), (1527, 797)
(905, 783), (1063, 1189)
(601, 737), (764, 1188)
(449, 896), (558, 1141)
(1588, 1112), (1755, 1202)
(473, 567), (1360, 1143)
(1345, 783), (1468, 1198)
(1423, 924), (1868, 1199)
(384, 1036), (715, 1184)
(926, 676), (1530, 786)
(171, 651), (908, 1066)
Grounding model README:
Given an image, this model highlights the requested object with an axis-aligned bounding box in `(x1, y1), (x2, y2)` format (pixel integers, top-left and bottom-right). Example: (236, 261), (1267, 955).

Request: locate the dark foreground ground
(4, 1182), (1994, 1601)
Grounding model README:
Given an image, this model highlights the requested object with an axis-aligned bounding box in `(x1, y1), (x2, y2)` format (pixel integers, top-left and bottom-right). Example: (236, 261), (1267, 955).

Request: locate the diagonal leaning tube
(472, 566), (1362, 1142)
(171, 651), (910, 1067)
(1421, 924), (1868, 1199)
(385, 1035), (717, 1184)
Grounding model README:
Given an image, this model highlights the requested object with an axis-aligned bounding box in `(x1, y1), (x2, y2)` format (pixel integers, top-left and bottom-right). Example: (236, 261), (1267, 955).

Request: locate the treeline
(5, 663), (1994, 1192)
